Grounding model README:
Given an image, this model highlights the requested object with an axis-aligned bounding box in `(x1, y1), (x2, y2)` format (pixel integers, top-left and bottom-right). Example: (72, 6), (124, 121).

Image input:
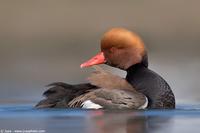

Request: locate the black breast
(126, 64), (175, 109)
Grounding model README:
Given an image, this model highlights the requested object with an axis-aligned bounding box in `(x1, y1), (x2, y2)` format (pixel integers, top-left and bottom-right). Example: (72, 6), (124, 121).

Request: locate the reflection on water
(0, 104), (200, 133)
(87, 111), (172, 133)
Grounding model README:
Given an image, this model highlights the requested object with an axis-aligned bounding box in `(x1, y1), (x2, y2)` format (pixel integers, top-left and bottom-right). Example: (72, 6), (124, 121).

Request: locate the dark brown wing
(68, 66), (147, 109)
(68, 89), (147, 109)
(35, 82), (98, 108)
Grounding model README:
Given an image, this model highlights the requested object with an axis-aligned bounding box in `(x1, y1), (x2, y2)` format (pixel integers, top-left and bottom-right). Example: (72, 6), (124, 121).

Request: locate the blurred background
(0, 0), (199, 105)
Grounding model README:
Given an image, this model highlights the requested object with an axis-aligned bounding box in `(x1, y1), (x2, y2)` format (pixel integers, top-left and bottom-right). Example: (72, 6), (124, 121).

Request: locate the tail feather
(43, 82), (74, 98)
(35, 82), (98, 108)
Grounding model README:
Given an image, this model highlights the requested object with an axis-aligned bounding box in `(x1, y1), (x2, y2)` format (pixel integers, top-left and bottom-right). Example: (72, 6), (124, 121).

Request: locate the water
(0, 104), (200, 133)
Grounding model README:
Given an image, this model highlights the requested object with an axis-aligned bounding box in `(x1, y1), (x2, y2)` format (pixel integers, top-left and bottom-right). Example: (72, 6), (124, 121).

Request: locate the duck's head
(81, 28), (147, 70)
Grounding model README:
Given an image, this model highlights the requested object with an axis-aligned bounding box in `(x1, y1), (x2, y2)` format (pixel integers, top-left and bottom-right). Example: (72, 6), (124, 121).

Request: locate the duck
(35, 28), (175, 109)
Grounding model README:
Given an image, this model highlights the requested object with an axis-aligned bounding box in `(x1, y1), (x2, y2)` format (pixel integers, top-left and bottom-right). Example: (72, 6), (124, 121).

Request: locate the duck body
(36, 64), (175, 109)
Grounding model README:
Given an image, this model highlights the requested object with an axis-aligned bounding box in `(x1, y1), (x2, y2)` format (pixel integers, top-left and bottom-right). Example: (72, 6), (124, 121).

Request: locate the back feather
(88, 66), (135, 91)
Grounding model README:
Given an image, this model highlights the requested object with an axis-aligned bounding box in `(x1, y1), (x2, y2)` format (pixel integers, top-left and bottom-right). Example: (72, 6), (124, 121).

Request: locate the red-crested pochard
(36, 28), (175, 109)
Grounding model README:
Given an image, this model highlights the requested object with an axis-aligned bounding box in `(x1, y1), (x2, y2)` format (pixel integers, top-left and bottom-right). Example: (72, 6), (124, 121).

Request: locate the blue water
(0, 104), (200, 133)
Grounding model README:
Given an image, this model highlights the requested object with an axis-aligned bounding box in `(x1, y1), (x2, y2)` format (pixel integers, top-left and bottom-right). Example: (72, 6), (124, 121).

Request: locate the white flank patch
(139, 96), (148, 109)
(81, 100), (103, 109)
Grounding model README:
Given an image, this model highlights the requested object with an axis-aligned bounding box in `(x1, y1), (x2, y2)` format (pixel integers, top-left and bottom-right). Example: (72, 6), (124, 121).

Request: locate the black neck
(126, 54), (148, 72)
(126, 63), (145, 73)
